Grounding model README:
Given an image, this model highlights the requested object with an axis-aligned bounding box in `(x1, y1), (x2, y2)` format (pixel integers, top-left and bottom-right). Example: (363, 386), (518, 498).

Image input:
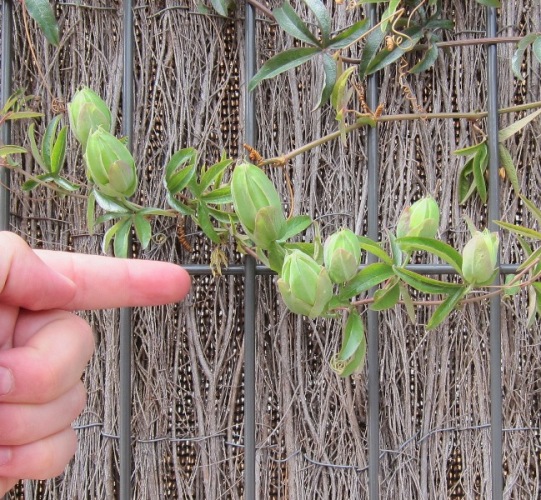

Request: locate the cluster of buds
(231, 162), (286, 249)
(396, 196), (440, 240)
(462, 228), (499, 285)
(69, 87), (137, 198)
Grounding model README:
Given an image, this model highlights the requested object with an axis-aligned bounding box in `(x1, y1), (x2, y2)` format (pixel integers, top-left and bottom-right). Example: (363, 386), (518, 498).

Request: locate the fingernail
(0, 367), (13, 396)
(0, 447), (11, 466)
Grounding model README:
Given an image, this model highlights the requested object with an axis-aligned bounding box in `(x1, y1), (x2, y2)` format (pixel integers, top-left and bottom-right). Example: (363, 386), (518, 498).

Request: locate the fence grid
(2, 1), (540, 498)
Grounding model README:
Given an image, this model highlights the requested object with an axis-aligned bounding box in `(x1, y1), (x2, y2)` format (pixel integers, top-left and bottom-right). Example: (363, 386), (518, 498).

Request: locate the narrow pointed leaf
(113, 218), (132, 258)
(50, 126), (67, 174)
(5, 111), (43, 120)
(339, 262), (394, 300)
(357, 236), (393, 265)
(93, 190), (131, 213)
(197, 203), (221, 244)
(166, 192), (195, 216)
(533, 36), (541, 63)
(25, 0), (60, 46)
(494, 220), (541, 240)
(358, 27), (386, 79)
(199, 158), (233, 192)
(201, 185), (232, 204)
(102, 218), (127, 254)
(328, 19), (369, 49)
(370, 278), (400, 311)
(498, 107), (541, 142)
(474, 0), (500, 6)
(53, 176), (80, 191)
(133, 213), (152, 249)
(410, 44), (439, 74)
(511, 33), (538, 80)
(426, 286), (468, 330)
(393, 266), (464, 294)
(87, 191), (96, 235)
(281, 215), (312, 240)
(41, 115), (62, 171)
(0, 145), (27, 156)
(249, 47), (320, 91)
(498, 143), (520, 194)
(337, 311), (365, 361)
(315, 53), (337, 109)
(302, 0), (331, 43)
(458, 157), (476, 204)
(454, 141), (485, 156)
(273, 2), (319, 46)
(395, 237), (463, 273)
(27, 123), (48, 171)
(520, 194), (541, 226)
(210, 0), (231, 17)
(399, 282), (417, 324)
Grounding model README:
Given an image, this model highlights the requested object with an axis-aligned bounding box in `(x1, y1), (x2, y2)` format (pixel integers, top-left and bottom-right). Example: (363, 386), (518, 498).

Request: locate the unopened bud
(68, 87), (112, 148)
(277, 250), (333, 318)
(396, 196), (440, 239)
(462, 229), (499, 285)
(323, 228), (361, 283)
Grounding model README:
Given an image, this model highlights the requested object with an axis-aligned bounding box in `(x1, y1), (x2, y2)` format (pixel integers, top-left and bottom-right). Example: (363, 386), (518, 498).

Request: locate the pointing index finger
(36, 250), (191, 310)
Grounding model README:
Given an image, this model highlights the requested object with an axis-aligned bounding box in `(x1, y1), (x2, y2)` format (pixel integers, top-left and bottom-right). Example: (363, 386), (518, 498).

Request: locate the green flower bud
(323, 228), (361, 284)
(68, 87), (112, 148)
(462, 229), (499, 285)
(84, 128), (137, 197)
(231, 162), (286, 247)
(277, 250), (333, 318)
(396, 196), (440, 239)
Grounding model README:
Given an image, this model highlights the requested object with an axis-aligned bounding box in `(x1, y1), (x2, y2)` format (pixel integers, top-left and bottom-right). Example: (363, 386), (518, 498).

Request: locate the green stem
(260, 100), (541, 166)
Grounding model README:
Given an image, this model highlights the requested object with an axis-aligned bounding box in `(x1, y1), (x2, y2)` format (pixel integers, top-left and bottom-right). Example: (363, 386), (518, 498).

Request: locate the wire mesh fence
(1, 0), (541, 498)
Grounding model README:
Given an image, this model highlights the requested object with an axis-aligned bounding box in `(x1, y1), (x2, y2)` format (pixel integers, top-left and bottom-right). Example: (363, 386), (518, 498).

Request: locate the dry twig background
(1, 0), (541, 498)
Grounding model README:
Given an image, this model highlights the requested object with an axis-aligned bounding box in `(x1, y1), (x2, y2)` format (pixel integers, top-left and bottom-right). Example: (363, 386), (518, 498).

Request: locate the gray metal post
(486, 6), (503, 499)
(244, 3), (257, 498)
(119, 0), (134, 498)
(0, 0), (13, 232)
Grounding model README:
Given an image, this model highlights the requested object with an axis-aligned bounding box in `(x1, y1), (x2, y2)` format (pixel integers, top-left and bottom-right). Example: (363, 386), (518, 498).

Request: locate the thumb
(0, 232), (76, 310)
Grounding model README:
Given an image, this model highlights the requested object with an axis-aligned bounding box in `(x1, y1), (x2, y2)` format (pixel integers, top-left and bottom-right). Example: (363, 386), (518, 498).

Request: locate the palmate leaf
(25, 0), (60, 46)
(248, 47), (320, 91)
(274, 1), (320, 46)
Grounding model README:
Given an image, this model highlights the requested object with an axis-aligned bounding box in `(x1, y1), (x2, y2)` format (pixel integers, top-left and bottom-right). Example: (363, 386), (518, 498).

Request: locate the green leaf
(87, 191), (96, 235)
(133, 213), (152, 249)
(248, 47), (320, 92)
(533, 36), (541, 64)
(370, 278), (400, 311)
(164, 148), (197, 194)
(4, 111), (44, 120)
(25, 0), (60, 46)
(41, 115), (62, 171)
(273, 1), (319, 46)
(302, 0), (331, 44)
(409, 44), (439, 74)
(315, 52), (337, 109)
(498, 107), (541, 142)
(331, 311), (367, 377)
(281, 215), (312, 240)
(327, 18), (369, 49)
(53, 176), (80, 191)
(399, 282), (417, 324)
(331, 66), (356, 114)
(473, 0), (500, 6)
(200, 185), (232, 204)
(503, 274), (521, 297)
(520, 194), (541, 226)
(27, 123), (48, 172)
(494, 220), (541, 240)
(358, 27), (386, 79)
(511, 33), (538, 80)
(472, 142), (488, 203)
(498, 143), (520, 194)
(206, 206), (238, 223)
(21, 179), (40, 191)
(426, 286), (468, 330)
(210, 0), (232, 17)
(0, 145), (27, 156)
(50, 126), (67, 174)
(395, 237), (463, 274)
(102, 218), (127, 254)
(388, 231), (403, 266)
(166, 192), (195, 216)
(138, 207), (177, 218)
(357, 235), (393, 265)
(393, 266), (464, 294)
(454, 141), (486, 156)
(197, 203), (221, 244)
(458, 156), (476, 204)
(199, 158), (233, 192)
(339, 262), (394, 300)
(93, 190), (132, 213)
(381, 0), (401, 33)
(113, 218), (132, 258)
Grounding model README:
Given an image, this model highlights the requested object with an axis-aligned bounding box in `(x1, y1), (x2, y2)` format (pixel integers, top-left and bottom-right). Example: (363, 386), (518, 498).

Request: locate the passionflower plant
(277, 250), (333, 318)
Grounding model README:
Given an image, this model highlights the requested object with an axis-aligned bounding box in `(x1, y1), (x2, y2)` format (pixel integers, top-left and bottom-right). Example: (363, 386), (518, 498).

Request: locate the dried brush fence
(1, 0), (541, 498)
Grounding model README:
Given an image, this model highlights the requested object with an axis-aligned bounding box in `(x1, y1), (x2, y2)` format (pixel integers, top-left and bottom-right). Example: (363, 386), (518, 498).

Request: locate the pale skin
(0, 231), (191, 495)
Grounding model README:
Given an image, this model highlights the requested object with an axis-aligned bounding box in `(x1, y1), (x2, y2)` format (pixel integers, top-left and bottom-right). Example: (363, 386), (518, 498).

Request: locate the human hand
(0, 232), (191, 495)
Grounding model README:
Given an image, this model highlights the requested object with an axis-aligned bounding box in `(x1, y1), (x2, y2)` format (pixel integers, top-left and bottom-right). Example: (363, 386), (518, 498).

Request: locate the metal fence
(1, 1), (540, 499)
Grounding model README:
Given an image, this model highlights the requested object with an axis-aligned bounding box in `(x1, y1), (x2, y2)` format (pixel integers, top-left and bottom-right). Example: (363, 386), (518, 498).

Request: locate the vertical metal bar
(366, 5), (380, 499)
(486, 7), (503, 499)
(119, 0), (134, 498)
(244, 4), (257, 498)
(0, 0), (13, 232)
